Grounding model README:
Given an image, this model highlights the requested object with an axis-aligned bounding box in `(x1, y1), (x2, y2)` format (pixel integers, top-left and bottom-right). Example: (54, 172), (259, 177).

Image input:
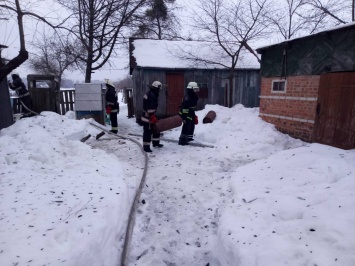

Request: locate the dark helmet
(11, 71), (20, 79)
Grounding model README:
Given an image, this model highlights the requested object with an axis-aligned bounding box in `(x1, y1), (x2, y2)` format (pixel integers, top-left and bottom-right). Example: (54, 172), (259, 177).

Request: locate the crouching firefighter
(105, 79), (119, 134)
(178, 81), (199, 145)
(141, 81), (163, 153)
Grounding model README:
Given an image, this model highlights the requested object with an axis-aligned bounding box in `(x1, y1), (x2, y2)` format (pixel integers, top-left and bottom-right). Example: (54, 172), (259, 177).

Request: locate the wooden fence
(56, 90), (75, 115)
(12, 89), (75, 115)
(12, 89), (136, 120)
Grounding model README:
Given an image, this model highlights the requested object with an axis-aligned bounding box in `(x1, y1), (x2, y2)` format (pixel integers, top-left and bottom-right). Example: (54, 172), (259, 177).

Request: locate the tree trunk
(85, 56), (92, 83)
(0, 0), (28, 82)
(84, 0), (95, 83)
(0, 51), (29, 82)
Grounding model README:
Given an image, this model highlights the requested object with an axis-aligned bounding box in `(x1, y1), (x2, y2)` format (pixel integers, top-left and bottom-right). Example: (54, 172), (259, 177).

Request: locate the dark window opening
(272, 80), (286, 92)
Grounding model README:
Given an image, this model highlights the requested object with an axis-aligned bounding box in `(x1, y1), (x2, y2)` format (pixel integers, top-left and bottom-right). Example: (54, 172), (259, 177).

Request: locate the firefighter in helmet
(8, 72), (33, 118)
(104, 79), (119, 134)
(178, 81), (199, 145)
(141, 81), (163, 152)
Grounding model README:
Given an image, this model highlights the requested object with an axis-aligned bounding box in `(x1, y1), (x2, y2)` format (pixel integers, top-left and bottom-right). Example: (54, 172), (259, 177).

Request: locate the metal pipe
(151, 115), (182, 133)
(203, 111), (216, 124)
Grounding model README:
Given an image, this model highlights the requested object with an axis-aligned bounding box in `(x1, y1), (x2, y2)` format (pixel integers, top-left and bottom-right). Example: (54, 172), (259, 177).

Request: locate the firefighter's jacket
(141, 88), (159, 123)
(179, 90), (198, 121)
(105, 85), (119, 113)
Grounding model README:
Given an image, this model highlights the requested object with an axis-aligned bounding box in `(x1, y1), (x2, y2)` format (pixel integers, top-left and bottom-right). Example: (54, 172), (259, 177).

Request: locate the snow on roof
(132, 39), (260, 70)
(257, 21), (355, 51)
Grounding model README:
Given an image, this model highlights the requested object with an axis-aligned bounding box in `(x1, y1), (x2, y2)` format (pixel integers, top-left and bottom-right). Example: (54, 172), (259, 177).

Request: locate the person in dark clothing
(8, 72), (33, 117)
(178, 81), (199, 145)
(105, 79), (119, 134)
(141, 81), (163, 153)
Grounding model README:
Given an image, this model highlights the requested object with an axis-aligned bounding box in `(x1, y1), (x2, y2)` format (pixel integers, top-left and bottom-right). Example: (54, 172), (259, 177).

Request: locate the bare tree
(268, 0), (313, 40)
(269, 0), (352, 41)
(132, 0), (181, 40)
(57, 0), (147, 83)
(27, 31), (85, 85)
(191, 0), (271, 107)
(0, 0), (68, 81)
(304, 0), (352, 25)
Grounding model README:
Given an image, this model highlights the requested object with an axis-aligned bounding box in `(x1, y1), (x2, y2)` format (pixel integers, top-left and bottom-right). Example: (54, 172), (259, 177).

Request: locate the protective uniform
(105, 80), (119, 134)
(178, 82), (199, 145)
(8, 72), (33, 117)
(141, 81), (163, 152)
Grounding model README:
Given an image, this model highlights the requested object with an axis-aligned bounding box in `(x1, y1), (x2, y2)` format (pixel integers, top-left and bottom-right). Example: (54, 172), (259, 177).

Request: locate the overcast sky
(0, 0), (351, 83)
(1, 0), (198, 82)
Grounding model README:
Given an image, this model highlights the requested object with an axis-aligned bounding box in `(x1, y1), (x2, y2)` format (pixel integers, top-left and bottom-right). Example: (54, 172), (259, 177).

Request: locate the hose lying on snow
(88, 121), (148, 266)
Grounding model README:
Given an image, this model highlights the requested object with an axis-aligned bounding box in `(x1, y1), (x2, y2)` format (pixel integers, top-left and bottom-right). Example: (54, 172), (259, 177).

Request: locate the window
(272, 80), (286, 92)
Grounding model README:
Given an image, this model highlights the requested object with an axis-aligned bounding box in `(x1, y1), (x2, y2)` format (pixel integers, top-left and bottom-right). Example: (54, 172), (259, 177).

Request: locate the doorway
(313, 72), (355, 149)
(166, 72), (184, 116)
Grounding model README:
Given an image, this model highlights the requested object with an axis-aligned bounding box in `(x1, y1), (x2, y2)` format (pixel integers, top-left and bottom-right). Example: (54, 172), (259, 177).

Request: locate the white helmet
(187, 81), (199, 92)
(151, 81), (162, 89)
(104, 79), (115, 88)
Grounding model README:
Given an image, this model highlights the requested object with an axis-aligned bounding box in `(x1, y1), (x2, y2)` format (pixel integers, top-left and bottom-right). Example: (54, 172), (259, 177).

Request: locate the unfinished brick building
(256, 23), (355, 150)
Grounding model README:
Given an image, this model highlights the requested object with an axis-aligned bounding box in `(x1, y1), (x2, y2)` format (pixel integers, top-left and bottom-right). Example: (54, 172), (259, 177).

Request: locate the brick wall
(259, 75), (320, 142)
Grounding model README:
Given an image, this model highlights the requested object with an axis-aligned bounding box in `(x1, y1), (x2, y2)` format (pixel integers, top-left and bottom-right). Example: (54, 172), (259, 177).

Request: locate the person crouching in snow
(141, 81), (163, 153)
(178, 81), (199, 145)
(105, 79), (119, 134)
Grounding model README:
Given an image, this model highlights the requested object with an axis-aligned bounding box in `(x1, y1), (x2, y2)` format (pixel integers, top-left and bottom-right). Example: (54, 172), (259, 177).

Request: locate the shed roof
(257, 21), (355, 52)
(129, 38), (260, 73)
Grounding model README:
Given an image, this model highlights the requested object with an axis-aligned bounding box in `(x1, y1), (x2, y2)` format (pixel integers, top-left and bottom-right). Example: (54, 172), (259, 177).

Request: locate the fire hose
(88, 121), (148, 266)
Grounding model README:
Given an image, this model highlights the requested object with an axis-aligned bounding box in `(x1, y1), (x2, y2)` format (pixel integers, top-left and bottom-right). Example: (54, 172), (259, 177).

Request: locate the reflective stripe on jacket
(179, 90), (198, 120)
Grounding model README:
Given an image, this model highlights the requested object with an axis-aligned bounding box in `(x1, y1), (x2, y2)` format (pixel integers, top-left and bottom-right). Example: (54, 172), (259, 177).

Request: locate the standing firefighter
(8, 72), (33, 118)
(141, 81), (163, 153)
(178, 81), (199, 145)
(105, 79), (119, 134)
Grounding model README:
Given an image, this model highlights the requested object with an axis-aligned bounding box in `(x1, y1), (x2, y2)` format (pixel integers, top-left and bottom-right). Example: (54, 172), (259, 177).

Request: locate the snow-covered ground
(1, 99), (354, 266)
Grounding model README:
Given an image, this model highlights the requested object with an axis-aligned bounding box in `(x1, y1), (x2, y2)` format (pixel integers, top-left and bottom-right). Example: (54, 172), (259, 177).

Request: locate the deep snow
(1, 100), (354, 266)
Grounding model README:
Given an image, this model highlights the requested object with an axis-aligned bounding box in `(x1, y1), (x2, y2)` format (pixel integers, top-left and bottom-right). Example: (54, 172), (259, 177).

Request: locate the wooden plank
(69, 90), (74, 111)
(55, 91), (62, 115)
(333, 73), (355, 149)
(313, 72), (355, 149)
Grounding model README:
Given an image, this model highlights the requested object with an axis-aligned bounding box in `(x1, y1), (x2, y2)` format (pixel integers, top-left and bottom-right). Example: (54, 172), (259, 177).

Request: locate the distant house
(129, 38), (260, 120)
(256, 22), (355, 150)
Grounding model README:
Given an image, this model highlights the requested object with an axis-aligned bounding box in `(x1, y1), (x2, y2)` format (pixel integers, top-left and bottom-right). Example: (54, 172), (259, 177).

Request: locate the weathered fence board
(13, 90), (75, 115)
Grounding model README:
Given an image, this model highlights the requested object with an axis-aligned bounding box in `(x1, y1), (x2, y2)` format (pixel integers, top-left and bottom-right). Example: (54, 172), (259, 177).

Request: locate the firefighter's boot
(178, 134), (189, 146)
(143, 145), (153, 153)
(153, 141), (163, 148)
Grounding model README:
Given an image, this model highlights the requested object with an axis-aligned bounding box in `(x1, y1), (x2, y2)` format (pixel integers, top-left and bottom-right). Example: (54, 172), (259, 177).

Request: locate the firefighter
(105, 79), (119, 134)
(141, 81), (163, 153)
(8, 72), (33, 118)
(178, 81), (199, 145)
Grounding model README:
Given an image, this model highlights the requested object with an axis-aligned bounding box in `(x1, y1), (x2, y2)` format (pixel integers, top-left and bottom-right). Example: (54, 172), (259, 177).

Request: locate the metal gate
(166, 72), (184, 116)
(313, 72), (355, 149)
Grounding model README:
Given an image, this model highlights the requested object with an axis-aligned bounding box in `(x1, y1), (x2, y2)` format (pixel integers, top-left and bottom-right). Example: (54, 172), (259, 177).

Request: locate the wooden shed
(256, 22), (355, 150)
(129, 38), (260, 121)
